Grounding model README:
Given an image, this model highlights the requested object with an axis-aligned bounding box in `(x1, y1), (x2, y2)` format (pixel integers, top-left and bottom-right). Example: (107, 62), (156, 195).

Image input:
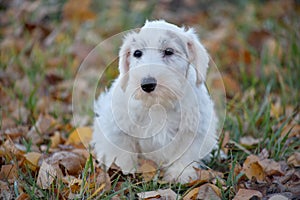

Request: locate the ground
(0, 1), (299, 199)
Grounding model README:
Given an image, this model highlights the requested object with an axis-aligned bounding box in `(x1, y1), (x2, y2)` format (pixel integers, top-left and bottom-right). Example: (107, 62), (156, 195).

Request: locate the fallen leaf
(1, 126), (28, 140)
(3, 138), (25, 159)
(183, 187), (200, 200)
(233, 189), (263, 200)
(268, 194), (289, 200)
(229, 162), (243, 180)
(240, 136), (262, 147)
(94, 167), (111, 192)
(24, 152), (42, 171)
(281, 124), (300, 138)
(221, 131), (230, 155)
(242, 155), (265, 181)
(258, 159), (284, 176)
(197, 183), (221, 200)
(47, 151), (86, 176)
(137, 190), (160, 199)
(63, 0), (96, 22)
(0, 180), (12, 199)
(137, 159), (158, 182)
(0, 164), (18, 181)
(27, 114), (57, 145)
(50, 131), (61, 148)
(191, 168), (224, 186)
(37, 160), (61, 189)
(222, 74), (241, 98)
(15, 192), (29, 200)
(287, 152), (300, 167)
(65, 127), (92, 148)
(271, 101), (282, 119)
(65, 176), (82, 193)
(137, 188), (177, 200)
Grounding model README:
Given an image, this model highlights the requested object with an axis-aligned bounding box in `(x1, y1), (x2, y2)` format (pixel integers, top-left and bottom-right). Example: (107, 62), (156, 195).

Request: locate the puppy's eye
(164, 48), (174, 56)
(133, 50), (143, 58)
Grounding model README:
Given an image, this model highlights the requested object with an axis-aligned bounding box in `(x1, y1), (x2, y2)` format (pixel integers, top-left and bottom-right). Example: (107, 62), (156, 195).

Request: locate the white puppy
(92, 20), (218, 183)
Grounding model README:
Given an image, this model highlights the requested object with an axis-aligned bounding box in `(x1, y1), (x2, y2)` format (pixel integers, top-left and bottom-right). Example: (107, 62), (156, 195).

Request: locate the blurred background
(1, 0), (299, 124)
(1, 0), (299, 147)
(0, 1), (300, 199)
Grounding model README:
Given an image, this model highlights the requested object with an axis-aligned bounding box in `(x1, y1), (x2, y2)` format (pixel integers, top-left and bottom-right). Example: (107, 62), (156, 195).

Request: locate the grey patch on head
(132, 37), (147, 50)
(166, 30), (188, 58)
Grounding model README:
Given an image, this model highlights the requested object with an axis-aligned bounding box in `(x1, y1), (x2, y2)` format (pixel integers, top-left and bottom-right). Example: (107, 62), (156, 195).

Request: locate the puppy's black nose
(141, 77), (157, 93)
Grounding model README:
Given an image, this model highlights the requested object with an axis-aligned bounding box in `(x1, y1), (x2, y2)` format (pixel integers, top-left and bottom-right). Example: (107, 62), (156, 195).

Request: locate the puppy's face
(118, 21), (209, 106)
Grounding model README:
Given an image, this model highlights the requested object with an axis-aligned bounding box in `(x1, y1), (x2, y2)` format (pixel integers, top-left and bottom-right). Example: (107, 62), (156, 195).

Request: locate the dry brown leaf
(16, 192), (30, 200)
(137, 188), (177, 200)
(47, 151), (86, 176)
(240, 136), (262, 147)
(65, 127), (92, 148)
(157, 189), (177, 199)
(24, 152), (42, 171)
(183, 187), (200, 200)
(222, 74), (241, 98)
(137, 190), (160, 199)
(287, 152), (300, 167)
(71, 149), (90, 160)
(258, 159), (284, 176)
(50, 131), (61, 148)
(229, 162), (243, 180)
(65, 176), (82, 193)
(37, 160), (61, 189)
(1, 126), (28, 139)
(137, 159), (158, 182)
(281, 124), (300, 138)
(0, 180), (12, 199)
(0, 164), (18, 181)
(221, 131), (230, 155)
(233, 189), (263, 200)
(270, 101), (282, 119)
(268, 194), (289, 200)
(63, 0), (96, 22)
(197, 183), (221, 200)
(27, 114), (57, 144)
(3, 138), (25, 158)
(94, 168), (111, 192)
(242, 155), (265, 181)
(191, 168), (224, 186)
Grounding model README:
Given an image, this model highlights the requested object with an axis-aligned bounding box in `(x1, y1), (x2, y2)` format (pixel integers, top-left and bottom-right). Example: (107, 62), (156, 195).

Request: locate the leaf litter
(0, 0), (299, 199)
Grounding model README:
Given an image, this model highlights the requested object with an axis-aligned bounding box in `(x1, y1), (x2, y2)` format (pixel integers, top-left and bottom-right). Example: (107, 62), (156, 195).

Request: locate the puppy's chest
(128, 105), (182, 152)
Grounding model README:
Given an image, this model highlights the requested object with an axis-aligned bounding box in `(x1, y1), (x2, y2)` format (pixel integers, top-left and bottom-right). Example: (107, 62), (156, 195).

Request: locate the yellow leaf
(242, 155), (265, 181)
(270, 101), (282, 119)
(24, 152), (42, 170)
(65, 127), (92, 148)
(137, 159), (158, 182)
(50, 131), (61, 148)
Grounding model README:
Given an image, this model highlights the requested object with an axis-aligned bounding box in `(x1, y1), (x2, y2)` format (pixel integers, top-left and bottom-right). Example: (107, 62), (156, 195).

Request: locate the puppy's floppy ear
(118, 32), (135, 91)
(186, 28), (209, 86)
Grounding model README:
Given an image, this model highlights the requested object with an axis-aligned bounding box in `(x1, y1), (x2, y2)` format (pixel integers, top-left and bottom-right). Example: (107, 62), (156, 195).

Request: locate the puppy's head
(118, 20), (209, 105)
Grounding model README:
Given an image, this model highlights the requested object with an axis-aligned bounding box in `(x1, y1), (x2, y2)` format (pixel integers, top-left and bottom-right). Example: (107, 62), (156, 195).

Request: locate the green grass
(1, 1), (299, 199)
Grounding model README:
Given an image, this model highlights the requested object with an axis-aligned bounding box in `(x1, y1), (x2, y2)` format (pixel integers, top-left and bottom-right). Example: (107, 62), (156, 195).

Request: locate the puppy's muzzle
(141, 77), (157, 93)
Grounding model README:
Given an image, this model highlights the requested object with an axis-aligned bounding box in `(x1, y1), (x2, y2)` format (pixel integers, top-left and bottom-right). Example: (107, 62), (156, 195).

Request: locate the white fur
(92, 20), (218, 183)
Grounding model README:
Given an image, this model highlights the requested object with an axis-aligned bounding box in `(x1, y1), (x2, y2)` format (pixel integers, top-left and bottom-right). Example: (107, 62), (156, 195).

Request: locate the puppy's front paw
(163, 165), (197, 183)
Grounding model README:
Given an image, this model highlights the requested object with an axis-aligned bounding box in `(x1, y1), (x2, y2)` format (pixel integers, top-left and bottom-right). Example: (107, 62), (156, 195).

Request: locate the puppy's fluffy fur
(92, 20), (218, 182)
